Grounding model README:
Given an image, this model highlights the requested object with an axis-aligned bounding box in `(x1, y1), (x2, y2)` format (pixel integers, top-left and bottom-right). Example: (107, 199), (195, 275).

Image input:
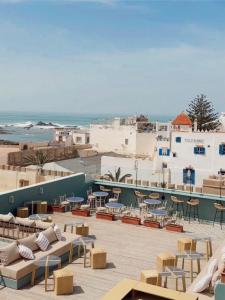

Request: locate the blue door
(183, 168), (195, 185)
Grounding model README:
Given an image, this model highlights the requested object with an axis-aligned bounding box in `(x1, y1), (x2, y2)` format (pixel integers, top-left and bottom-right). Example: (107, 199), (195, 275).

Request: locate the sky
(0, 0), (225, 115)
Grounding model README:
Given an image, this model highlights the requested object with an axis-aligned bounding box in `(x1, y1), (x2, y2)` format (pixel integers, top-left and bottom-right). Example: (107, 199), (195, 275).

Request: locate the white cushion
(208, 258), (218, 276)
(36, 232), (50, 251)
(54, 225), (62, 241)
(192, 274), (212, 293)
(18, 245), (34, 260)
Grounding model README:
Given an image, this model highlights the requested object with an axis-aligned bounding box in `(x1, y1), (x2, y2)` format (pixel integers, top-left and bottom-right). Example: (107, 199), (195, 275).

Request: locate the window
(125, 138), (129, 145)
(219, 144), (225, 155)
(176, 137), (181, 143)
(159, 148), (170, 156)
(76, 137), (82, 143)
(194, 146), (205, 155)
(87, 137), (90, 144)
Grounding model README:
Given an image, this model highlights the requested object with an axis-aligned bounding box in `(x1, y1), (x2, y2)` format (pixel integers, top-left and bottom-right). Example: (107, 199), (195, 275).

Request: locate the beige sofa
(0, 231), (80, 289)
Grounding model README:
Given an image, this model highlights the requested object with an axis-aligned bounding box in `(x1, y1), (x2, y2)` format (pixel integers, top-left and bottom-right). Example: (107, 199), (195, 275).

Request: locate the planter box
(52, 205), (65, 213)
(96, 212), (115, 221)
(166, 223), (183, 233)
(144, 220), (161, 229)
(72, 209), (90, 217)
(47, 205), (53, 214)
(121, 216), (141, 225)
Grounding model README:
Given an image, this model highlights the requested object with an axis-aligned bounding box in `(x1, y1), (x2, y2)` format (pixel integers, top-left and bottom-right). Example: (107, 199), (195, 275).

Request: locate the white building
(54, 128), (90, 146)
(90, 116), (156, 157)
(100, 112), (225, 188)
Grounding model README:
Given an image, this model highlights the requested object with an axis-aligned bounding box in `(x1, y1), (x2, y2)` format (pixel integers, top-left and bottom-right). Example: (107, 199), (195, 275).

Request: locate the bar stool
(134, 190), (147, 214)
(99, 185), (111, 193)
(171, 196), (185, 216)
(112, 188), (122, 200)
(213, 202), (225, 229)
(149, 193), (160, 200)
(186, 199), (200, 223)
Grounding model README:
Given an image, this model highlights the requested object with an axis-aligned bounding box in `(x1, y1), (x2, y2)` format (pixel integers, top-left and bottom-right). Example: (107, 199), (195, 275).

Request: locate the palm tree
(23, 150), (49, 175)
(104, 167), (131, 182)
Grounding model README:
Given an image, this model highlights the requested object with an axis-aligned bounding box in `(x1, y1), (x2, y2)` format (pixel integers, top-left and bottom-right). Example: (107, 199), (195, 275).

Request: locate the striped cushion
(18, 244), (34, 260)
(36, 232), (50, 251)
(54, 225), (62, 241)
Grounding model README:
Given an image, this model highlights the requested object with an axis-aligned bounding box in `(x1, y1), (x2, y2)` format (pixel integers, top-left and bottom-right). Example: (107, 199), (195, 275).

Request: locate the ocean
(0, 111), (173, 143)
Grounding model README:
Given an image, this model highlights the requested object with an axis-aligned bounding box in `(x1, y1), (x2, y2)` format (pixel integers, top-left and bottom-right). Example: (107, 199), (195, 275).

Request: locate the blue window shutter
(194, 147), (197, 154)
(191, 170), (195, 185)
(167, 149), (170, 156)
(202, 147), (205, 155)
(159, 148), (163, 156)
(176, 137), (181, 143)
(183, 169), (187, 184)
(219, 145), (222, 155)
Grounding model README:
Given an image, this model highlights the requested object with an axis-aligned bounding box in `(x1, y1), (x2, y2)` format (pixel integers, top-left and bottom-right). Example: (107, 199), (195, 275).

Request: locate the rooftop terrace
(1, 212), (224, 300)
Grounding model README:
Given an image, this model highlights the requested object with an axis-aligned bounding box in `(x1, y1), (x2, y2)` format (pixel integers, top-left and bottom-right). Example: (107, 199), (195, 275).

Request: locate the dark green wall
(0, 173), (90, 215)
(94, 182), (221, 222)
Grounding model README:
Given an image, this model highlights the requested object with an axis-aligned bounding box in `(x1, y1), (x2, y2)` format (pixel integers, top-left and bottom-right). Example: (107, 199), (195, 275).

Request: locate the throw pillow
(54, 225), (62, 241)
(18, 245), (34, 260)
(18, 234), (39, 251)
(42, 226), (57, 244)
(0, 242), (20, 266)
(36, 232), (50, 251)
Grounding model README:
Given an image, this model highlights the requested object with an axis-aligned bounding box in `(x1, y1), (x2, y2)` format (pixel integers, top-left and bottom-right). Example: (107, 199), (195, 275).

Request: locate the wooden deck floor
(1, 213), (224, 300)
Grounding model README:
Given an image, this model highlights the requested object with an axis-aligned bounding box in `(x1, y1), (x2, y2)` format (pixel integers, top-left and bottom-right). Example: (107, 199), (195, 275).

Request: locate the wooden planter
(166, 223), (183, 233)
(47, 205), (53, 214)
(121, 216), (141, 225)
(144, 220), (161, 229)
(52, 205), (65, 213)
(96, 212), (115, 221)
(72, 209), (90, 217)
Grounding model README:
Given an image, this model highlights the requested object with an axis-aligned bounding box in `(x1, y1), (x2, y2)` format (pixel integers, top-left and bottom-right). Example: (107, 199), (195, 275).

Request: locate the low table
(64, 220), (84, 233)
(32, 255), (61, 291)
(29, 214), (50, 221)
(66, 197), (84, 210)
(93, 191), (109, 207)
(144, 199), (161, 207)
(25, 200), (41, 215)
(105, 202), (125, 213)
(175, 251), (204, 282)
(69, 237), (95, 267)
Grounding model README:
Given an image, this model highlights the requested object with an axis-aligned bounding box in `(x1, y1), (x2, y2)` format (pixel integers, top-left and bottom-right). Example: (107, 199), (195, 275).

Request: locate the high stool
(53, 268), (73, 295)
(112, 188), (122, 200)
(213, 202), (225, 229)
(171, 196), (184, 216)
(17, 207), (29, 218)
(186, 199), (200, 223)
(156, 252), (176, 271)
(100, 185), (111, 193)
(90, 248), (107, 269)
(36, 201), (47, 214)
(134, 190), (147, 214)
(149, 193), (160, 200)
(76, 224), (89, 236)
(140, 269), (162, 286)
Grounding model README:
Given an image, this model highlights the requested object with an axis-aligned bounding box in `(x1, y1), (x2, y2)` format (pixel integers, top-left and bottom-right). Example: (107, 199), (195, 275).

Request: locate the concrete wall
(0, 173), (88, 215)
(0, 165), (72, 192)
(0, 145), (20, 164)
(7, 145), (91, 166)
(101, 156), (168, 183)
